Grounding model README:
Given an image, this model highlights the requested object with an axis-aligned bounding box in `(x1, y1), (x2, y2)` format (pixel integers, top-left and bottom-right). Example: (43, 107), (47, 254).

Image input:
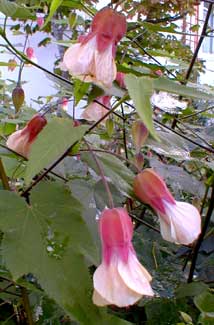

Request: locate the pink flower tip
(133, 169), (201, 245)
(93, 208), (154, 307)
(6, 114), (47, 158)
(116, 72), (126, 89)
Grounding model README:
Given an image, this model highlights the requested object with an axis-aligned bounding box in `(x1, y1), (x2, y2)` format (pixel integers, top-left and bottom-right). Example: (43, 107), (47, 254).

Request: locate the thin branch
(188, 186), (214, 282)
(121, 104), (129, 161)
(184, 3), (213, 82)
(85, 140), (114, 209)
(124, 100), (214, 154)
(21, 287), (34, 325)
(0, 159), (10, 190)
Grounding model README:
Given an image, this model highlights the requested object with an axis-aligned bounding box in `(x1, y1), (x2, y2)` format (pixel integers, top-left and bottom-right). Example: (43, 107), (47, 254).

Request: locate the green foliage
(0, 0), (35, 19)
(25, 118), (88, 185)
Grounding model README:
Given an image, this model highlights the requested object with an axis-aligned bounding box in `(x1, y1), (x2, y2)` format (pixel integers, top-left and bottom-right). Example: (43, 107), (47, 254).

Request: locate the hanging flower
(93, 208), (154, 307)
(6, 114), (47, 158)
(81, 96), (111, 124)
(61, 97), (69, 111)
(36, 15), (44, 28)
(133, 169), (201, 245)
(62, 7), (126, 88)
(26, 47), (37, 64)
(8, 59), (17, 72)
(131, 120), (149, 153)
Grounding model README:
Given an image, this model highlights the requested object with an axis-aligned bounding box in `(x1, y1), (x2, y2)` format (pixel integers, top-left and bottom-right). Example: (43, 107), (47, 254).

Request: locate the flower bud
(131, 120), (149, 153)
(12, 86), (25, 113)
(134, 152), (144, 170)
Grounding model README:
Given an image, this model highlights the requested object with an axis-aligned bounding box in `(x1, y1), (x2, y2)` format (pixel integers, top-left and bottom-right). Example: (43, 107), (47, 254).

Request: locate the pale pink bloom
(61, 97), (68, 111)
(62, 8), (126, 88)
(26, 47), (37, 64)
(93, 208), (154, 307)
(81, 96), (110, 124)
(36, 15), (44, 28)
(133, 169), (201, 245)
(6, 114), (47, 158)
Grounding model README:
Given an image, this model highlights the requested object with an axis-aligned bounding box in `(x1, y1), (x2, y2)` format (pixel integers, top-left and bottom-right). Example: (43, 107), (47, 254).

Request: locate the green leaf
(81, 152), (134, 196)
(175, 282), (209, 299)
(125, 75), (159, 140)
(194, 291), (214, 314)
(0, 183), (132, 324)
(25, 118), (88, 185)
(0, 0), (35, 19)
(43, 0), (63, 28)
(74, 79), (90, 105)
(153, 78), (214, 100)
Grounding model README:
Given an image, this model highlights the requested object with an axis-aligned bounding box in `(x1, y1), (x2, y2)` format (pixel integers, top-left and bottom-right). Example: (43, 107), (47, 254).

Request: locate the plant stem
(121, 104), (129, 161)
(85, 140), (114, 209)
(21, 287), (34, 325)
(0, 159), (10, 190)
(188, 186), (214, 282)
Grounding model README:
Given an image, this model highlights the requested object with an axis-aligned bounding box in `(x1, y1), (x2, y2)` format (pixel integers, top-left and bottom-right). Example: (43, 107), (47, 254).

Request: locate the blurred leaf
(43, 0), (63, 28)
(153, 78), (214, 100)
(0, 0), (35, 19)
(194, 291), (214, 314)
(25, 118), (88, 185)
(125, 75), (158, 140)
(175, 283), (209, 299)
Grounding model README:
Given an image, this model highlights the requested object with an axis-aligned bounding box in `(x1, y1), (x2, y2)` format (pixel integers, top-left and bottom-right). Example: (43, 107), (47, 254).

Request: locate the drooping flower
(61, 97), (69, 111)
(62, 7), (127, 88)
(81, 96), (111, 124)
(8, 59), (17, 72)
(26, 47), (37, 64)
(36, 15), (44, 28)
(6, 114), (47, 158)
(133, 169), (201, 245)
(93, 208), (154, 307)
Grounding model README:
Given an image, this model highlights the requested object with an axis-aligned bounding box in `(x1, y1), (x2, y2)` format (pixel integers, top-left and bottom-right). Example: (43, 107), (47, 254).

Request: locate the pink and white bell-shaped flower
(62, 7), (126, 88)
(93, 208), (154, 307)
(81, 96), (110, 124)
(133, 169), (201, 245)
(26, 47), (37, 64)
(6, 114), (47, 158)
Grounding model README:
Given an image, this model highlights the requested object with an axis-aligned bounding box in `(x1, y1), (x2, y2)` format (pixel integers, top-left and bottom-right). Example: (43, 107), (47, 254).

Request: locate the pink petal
(159, 200), (201, 245)
(92, 289), (112, 306)
(94, 44), (117, 88)
(63, 37), (96, 75)
(93, 258), (143, 307)
(118, 252), (154, 296)
(6, 130), (30, 158)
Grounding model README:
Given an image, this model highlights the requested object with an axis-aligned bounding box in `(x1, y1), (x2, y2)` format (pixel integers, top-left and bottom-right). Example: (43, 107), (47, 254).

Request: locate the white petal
(63, 37), (97, 76)
(159, 200), (201, 245)
(94, 44), (117, 88)
(118, 252), (154, 296)
(92, 289), (112, 306)
(93, 259), (143, 307)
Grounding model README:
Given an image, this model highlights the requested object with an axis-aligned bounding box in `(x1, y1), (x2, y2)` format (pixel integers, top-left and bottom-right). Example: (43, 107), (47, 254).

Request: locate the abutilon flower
(26, 47), (37, 64)
(36, 15), (44, 28)
(133, 169), (201, 245)
(6, 114), (47, 158)
(62, 7), (127, 88)
(8, 59), (17, 72)
(61, 97), (69, 111)
(93, 208), (154, 307)
(81, 96), (111, 124)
